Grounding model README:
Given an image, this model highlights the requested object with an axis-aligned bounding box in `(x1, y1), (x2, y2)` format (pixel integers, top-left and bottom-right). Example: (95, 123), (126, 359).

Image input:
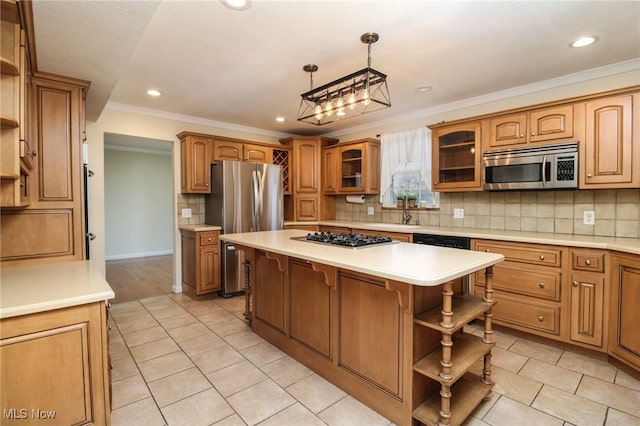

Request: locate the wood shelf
(1, 115), (19, 128)
(413, 371), (493, 426)
(414, 294), (495, 334)
(414, 332), (495, 385)
(439, 141), (476, 149)
(440, 166), (475, 171)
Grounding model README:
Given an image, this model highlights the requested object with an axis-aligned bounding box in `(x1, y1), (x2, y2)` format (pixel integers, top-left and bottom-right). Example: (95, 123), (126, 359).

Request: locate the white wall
(104, 148), (173, 259)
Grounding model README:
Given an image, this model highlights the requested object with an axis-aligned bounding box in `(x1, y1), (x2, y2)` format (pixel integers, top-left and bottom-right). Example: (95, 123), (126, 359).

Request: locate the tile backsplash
(336, 189), (640, 239)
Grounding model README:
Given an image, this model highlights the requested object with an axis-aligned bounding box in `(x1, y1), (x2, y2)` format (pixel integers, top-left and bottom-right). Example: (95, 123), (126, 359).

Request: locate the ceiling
(30, 1), (640, 138)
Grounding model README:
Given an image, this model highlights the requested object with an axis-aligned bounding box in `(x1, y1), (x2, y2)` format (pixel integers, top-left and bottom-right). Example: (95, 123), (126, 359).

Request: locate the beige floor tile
(110, 397), (166, 426)
(519, 359), (582, 393)
(557, 351), (617, 382)
(206, 360), (268, 396)
(190, 344), (244, 374)
(212, 414), (247, 426)
(260, 355), (314, 387)
(259, 402), (327, 426)
(489, 328), (519, 350)
(483, 396), (564, 426)
(129, 336), (181, 363)
(111, 354), (140, 382)
(110, 300), (144, 314)
(318, 395), (391, 426)
(122, 325), (170, 347)
(177, 332), (227, 357)
(212, 319), (253, 337)
(462, 417), (491, 426)
(111, 308), (154, 325)
(509, 339), (563, 364)
(224, 329), (265, 350)
(115, 316), (159, 335)
(162, 388), (234, 426)
(166, 322), (212, 342)
(286, 373), (347, 414)
(185, 303), (224, 317)
(577, 375), (640, 417)
(614, 369), (640, 391)
(532, 385), (607, 425)
(111, 374), (151, 410)
(469, 391), (500, 420)
(109, 327), (124, 344)
(138, 351), (195, 382)
(109, 341), (131, 361)
(140, 294), (176, 306)
(240, 341), (286, 367)
(197, 309), (238, 327)
(491, 366), (543, 405)
(605, 408), (640, 425)
(226, 379), (296, 426)
(149, 305), (190, 320)
(156, 312), (199, 330)
(147, 367), (212, 407)
(491, 346), (528, 373)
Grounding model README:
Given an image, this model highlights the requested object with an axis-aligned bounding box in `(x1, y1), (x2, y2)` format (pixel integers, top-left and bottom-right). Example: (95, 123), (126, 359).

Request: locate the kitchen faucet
(402, 195), (412, 225)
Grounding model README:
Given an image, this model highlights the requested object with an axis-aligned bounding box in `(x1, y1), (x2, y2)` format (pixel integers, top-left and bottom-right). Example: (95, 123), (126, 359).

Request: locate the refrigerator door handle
(252, 170), (260, 231)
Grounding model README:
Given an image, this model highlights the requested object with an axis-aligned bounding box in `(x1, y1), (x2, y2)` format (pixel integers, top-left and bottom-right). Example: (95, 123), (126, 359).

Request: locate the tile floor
(109, 293), (640, 426)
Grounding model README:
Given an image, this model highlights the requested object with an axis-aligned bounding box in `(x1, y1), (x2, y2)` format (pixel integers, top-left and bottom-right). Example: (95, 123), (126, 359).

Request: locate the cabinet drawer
(477, 263), (561, 301)
(476, 289), (560, 335)
(199, 232), (219, 246)
(572, 250), (605, 272)
(475, 241), (562, 267)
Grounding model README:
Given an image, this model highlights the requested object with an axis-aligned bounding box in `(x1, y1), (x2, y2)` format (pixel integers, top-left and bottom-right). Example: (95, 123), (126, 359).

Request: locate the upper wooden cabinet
(322, 138), (380, 195)
(431, 121), (482, 192)
(178, 132), (212, 194)
(486, 104), (574, 150)
(578, 93), (639, 189)
(212, 138), (273, 163)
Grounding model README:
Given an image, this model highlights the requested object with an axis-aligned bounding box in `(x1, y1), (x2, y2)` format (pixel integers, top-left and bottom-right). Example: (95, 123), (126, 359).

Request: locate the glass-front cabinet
(322, 138), (380, 194)
(431, 121), (482, 192)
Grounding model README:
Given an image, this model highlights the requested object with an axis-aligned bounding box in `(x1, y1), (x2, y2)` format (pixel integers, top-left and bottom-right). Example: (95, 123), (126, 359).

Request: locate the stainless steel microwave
(483, 142), (578, 190)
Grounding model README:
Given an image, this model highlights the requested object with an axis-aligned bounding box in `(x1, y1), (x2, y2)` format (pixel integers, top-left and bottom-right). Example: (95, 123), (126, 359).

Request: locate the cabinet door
(182, 136), (211, 193)
(212, 140), (242, 161)
(296, 196), (318, 220)
(243, 143), (272, 163)
(253, 250), (286, 333)
(294, 142), (319, 193)
(432, 121), (481, 191)
(488, 113), (528, 148)
(581, 94), (638, 188)
(609, 254), (640, 370)
(529, 104), (573, 143)
(198, 246), (220, 294)
(339, 145), (364, 192)
(322, 147), (339, 194)
(570, 272), (605, 347)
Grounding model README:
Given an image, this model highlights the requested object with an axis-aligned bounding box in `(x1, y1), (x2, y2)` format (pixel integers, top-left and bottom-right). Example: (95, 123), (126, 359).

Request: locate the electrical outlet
(583, 210), (595, 225)
(181, 208), (192, 218)
(454, 208), (464, 219)
(367, 206), (374, 216)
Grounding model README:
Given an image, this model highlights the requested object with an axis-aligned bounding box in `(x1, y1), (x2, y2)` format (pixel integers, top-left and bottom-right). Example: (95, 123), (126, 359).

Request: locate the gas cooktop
(291, 232), (397, 248)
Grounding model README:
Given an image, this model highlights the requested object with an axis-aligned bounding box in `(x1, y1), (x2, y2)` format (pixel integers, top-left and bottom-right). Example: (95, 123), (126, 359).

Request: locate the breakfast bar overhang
(220, 229), (504, 426)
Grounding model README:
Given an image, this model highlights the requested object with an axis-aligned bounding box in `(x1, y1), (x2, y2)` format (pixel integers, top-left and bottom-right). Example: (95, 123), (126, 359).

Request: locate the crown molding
(104, 143), (171, 156)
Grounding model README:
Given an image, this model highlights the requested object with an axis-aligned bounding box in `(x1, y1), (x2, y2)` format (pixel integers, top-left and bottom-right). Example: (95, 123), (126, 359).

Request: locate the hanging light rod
(297, 32), (391, 126)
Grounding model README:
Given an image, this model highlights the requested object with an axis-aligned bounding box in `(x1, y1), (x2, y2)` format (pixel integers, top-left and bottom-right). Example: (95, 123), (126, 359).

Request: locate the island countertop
(220, 229), (504, 286)
(0, 261), (115, 319)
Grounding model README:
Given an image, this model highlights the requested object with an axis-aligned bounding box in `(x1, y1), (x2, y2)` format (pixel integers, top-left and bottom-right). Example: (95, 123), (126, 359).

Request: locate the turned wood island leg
(482, 266), (495, 387)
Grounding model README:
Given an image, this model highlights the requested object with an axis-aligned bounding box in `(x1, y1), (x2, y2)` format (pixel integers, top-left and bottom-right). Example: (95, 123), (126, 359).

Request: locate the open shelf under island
(220, 229), (504, 426)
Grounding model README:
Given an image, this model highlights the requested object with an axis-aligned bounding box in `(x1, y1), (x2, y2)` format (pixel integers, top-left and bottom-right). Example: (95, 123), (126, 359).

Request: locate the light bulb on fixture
(314, 104), (323, 121)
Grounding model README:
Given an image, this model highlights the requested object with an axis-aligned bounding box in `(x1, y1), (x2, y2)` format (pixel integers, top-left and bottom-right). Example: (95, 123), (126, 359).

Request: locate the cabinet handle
(27, 150), (37, 157)
(539, 282), (545, 288)
(587, 173), (593, 178)
(585, 259), (591, 266)
(539, 255), (545, 260)
(106, 301), (111, 309)
(108, 324), (113, 331)
(572, 281), (578, 287)
(538, 316), (544, 322)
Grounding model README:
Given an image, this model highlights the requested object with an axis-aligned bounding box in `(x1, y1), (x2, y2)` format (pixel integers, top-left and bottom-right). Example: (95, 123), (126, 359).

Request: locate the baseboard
(106, 250), (173, 261)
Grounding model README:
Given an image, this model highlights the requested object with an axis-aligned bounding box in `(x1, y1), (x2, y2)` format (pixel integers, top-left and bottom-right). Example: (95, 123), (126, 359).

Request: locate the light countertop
(179, 224), (222, 232)
(1, 261), (115, 319)
(285, 220), (640, 255)
(220, 229), (504, 287)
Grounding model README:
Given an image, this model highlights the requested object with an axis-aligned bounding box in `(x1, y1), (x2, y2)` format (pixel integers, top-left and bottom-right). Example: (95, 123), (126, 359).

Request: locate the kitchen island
(220, 229), (504, 426)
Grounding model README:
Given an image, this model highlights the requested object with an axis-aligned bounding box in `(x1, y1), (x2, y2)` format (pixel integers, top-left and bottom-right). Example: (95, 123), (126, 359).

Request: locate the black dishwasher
(412, 233), (470, 250)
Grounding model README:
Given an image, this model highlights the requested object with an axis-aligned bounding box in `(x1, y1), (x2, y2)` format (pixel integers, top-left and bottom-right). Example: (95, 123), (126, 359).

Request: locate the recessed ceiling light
(275, 117), (285, 122)
(221, 0), (250, 10)
(415, 85), (433, 93)
(571, 36), (597, 48)
(147, 89), (162, 96)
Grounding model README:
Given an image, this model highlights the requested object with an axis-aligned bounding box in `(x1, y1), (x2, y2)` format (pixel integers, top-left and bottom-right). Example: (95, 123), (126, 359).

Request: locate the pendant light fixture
(297, 32), (391, 125)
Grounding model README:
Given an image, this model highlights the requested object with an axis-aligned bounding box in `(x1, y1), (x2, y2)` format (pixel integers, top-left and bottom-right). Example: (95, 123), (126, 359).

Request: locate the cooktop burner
(292, 232), (396, 248)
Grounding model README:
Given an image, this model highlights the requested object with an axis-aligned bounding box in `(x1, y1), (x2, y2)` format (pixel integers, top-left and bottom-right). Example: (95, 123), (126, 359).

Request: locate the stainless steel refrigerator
(204, 160), (284, 296)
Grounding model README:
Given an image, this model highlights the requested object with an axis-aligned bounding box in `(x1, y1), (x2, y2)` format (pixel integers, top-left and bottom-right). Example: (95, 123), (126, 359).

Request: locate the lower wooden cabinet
(0, 301), (111, 425)
(180, 229), (221, 295)
(609, 252), (640, 371)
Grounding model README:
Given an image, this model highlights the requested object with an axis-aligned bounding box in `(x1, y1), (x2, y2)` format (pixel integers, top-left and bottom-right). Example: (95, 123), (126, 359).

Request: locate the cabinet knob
(585, 259), (591, 266)
(519, 134), (524, 138)
(539, 255), (545, 260)
(485, 249), (490, 253)
(587, 173), (593, 178)
(27, 150), (37, 157)
(538, 316), (544, 322)
(108, 323), (112, 331)
(531, 132), (537, 136)
(207, 238), (212, 242)
(572, 281), (578, 287)
(539, 282), (545, 288)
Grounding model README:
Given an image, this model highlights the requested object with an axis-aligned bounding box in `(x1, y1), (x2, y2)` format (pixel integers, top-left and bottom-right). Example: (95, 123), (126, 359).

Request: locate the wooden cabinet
(212, 138), (273, 163)
(272, 147), (291, 195)
(281, 136), (337, 221)
(578, 93), (639, 189)
(322, 139), (380, 194)
(430, 121), (482, 192)
(609, 252), (640, 372)
(569, 249), (607, 348)
(180, 229), (221, 295)
(178, 132), (212, 194)
(486, 104), (574, 150)
(1, 301), (111, 425)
